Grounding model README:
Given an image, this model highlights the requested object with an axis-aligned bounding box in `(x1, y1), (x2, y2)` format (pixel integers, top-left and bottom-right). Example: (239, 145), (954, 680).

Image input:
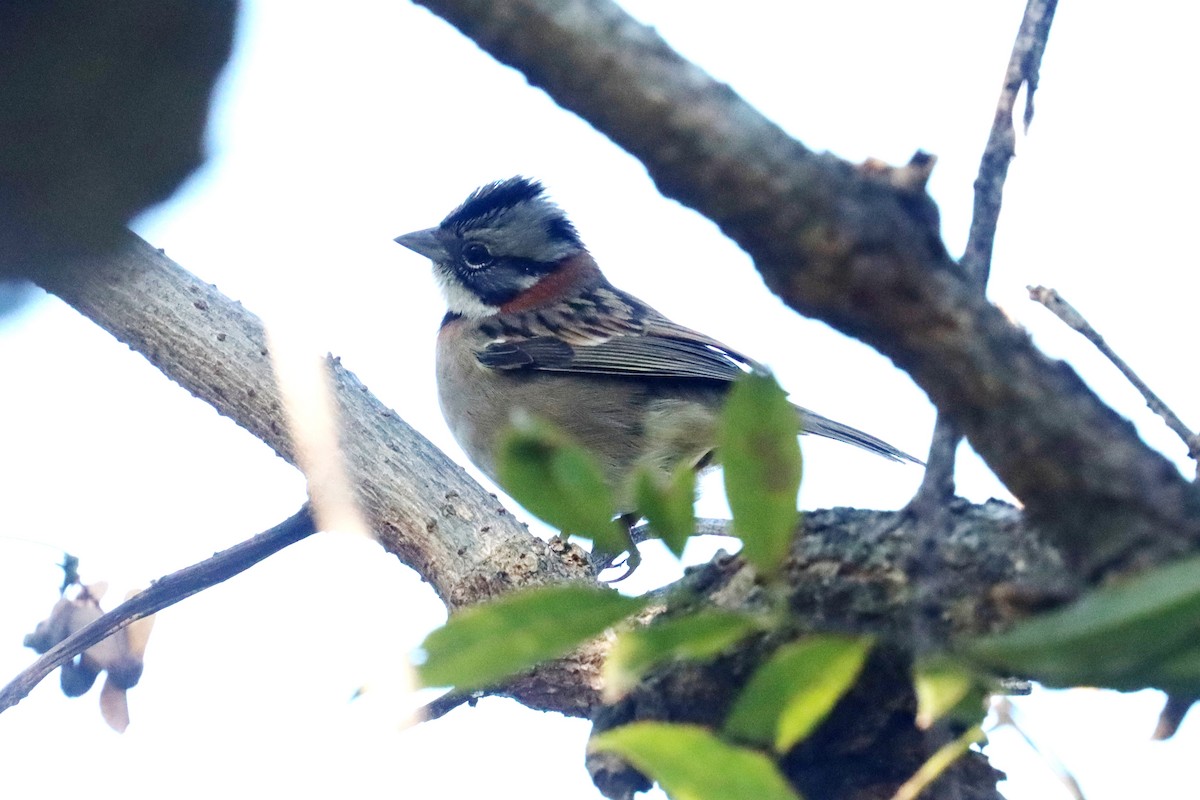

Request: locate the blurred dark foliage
(0, 0), (237, 315)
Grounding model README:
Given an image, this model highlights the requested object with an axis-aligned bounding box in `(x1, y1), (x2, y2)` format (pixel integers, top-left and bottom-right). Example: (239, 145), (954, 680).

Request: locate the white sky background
(1, 1), (1198, 798)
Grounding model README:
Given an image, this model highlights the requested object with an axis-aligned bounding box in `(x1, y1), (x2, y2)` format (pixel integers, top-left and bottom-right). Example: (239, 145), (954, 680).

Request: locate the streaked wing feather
(799, 408), (924, 464)
(478, 339), (567, 369)
(473, 290), (924, 464)
(478, 312), (753, 383)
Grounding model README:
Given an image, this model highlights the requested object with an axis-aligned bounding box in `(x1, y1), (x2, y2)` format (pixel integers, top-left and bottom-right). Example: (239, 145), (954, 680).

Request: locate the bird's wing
(476, 287), (755, 383)
(474, 286), (923, 465)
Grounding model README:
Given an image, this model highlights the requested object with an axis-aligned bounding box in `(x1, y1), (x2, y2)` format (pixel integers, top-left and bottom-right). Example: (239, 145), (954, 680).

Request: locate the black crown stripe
(442, 176), (545, 230)
(440, 176), (583, 248)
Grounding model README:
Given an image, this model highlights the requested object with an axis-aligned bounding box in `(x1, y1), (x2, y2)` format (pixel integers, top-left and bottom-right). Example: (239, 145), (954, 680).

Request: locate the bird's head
(395, 177), (589, 318)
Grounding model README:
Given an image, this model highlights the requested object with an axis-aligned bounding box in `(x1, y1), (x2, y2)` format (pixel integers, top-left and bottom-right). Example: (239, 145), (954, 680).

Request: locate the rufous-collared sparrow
(396, 177), (921, 532)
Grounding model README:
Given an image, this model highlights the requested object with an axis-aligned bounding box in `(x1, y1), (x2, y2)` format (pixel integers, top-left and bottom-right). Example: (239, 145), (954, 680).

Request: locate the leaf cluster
(414, 371), (1200, 799)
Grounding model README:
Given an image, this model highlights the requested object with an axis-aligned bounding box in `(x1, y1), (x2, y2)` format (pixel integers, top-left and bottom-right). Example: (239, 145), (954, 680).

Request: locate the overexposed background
(2, 2), (1197, 798)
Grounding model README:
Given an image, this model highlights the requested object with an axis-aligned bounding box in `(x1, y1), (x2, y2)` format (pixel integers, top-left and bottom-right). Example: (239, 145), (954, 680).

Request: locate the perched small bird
(396, 177), (920, 526)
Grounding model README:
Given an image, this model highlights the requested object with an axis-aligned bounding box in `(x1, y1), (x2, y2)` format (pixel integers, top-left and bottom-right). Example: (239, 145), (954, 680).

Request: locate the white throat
(434, 265), (501, 318)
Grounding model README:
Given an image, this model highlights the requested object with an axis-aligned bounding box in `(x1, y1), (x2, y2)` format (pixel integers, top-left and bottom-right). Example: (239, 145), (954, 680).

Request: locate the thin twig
(991, 697), (1087, 800)
(907, 415), (962, 513)
(1152, 693), (1195, 740)
(889, 725), (985, 800)
(0, 504), (317, 714)
(419, 690), (487, 722)
(912, 0), (1059, 505)
(1029, 285), (1200, 471)
(629, 517), (732, 543)
(962, 0), (1058, 288)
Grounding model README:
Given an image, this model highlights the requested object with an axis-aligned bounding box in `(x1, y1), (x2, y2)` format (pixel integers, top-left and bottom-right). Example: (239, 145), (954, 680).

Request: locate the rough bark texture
(33, 233), (595, 609)
(590, 501), (1062, 800)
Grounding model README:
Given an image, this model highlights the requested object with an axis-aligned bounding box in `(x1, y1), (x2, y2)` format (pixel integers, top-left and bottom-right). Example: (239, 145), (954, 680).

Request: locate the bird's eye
(461, 242), (493, 268)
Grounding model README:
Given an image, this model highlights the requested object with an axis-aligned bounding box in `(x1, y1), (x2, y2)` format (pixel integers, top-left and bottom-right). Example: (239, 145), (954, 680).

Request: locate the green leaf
(717, 372), (802, 577)
(965, 554), (1200, 693)
(590, 722), (804, 800)
(634, 463), (697, 558)
(725, 635), (873, 752)
(417, 585), (645, 691)
(604, 611), (761, 699)
(1153, 642), (1200, 694)
(913, 658), (986, 729)
(497, 415), (631, 558)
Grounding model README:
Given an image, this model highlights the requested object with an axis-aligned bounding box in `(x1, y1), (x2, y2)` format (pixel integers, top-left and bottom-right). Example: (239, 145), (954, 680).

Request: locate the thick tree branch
(590, 501), (1065, 800)
(25, 230), (1081, 723)
(32, 231), (596, 613)
(30, 231), (603, 716)
(415, 0), (1200, 581)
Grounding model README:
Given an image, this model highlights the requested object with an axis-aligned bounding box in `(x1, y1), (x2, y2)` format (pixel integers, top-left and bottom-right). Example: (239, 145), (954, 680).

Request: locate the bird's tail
(796, 407), (924, 465)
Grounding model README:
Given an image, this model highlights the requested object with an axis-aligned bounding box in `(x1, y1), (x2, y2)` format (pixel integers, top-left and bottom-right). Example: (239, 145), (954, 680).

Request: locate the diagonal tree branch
(33, 230), (594, 610)
(21, 228), (1080, 729)
(27, 230), (606, 718)
(415, 0), (1200, 582)
(1029, 285), (1200, 470)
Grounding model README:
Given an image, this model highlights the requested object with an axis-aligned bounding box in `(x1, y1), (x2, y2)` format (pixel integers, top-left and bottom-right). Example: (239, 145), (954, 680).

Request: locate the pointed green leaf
(497, 415), (631, 558)
(604, 611), (761, 699)
(717, 372), (801, 577)
(590, 722), (804, 800)
(417, 585), (645, 691)
(725, 635), (873, 752)
(634, 463), (698, 558)
(965, 554), (1200, 692)
(913, 658), (986, 729)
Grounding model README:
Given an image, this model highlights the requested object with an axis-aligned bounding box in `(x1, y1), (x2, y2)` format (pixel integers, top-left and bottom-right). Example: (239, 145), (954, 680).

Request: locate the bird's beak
(394, 227), (448, 262)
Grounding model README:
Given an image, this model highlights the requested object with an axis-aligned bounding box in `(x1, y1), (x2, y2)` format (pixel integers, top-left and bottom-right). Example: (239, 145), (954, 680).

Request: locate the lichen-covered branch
(590, 501), (1064, 800)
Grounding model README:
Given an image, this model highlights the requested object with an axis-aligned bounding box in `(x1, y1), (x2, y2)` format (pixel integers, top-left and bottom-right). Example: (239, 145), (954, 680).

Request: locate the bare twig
(630, 517), (731, 543)
(1152, 693), (1195, 740)
(1029, 285), (1200, 470)
(991, 697), (1087, 800)
(962, 0), (1059, 288)
(908, 415), (962, 514)
(0, 505), (318, 714)
(911, 0), (1058, 507)
(419, 690), (487, 722)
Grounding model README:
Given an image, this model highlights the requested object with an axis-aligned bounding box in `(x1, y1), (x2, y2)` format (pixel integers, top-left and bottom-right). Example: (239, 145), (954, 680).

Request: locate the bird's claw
(592, 548), (642, 582)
